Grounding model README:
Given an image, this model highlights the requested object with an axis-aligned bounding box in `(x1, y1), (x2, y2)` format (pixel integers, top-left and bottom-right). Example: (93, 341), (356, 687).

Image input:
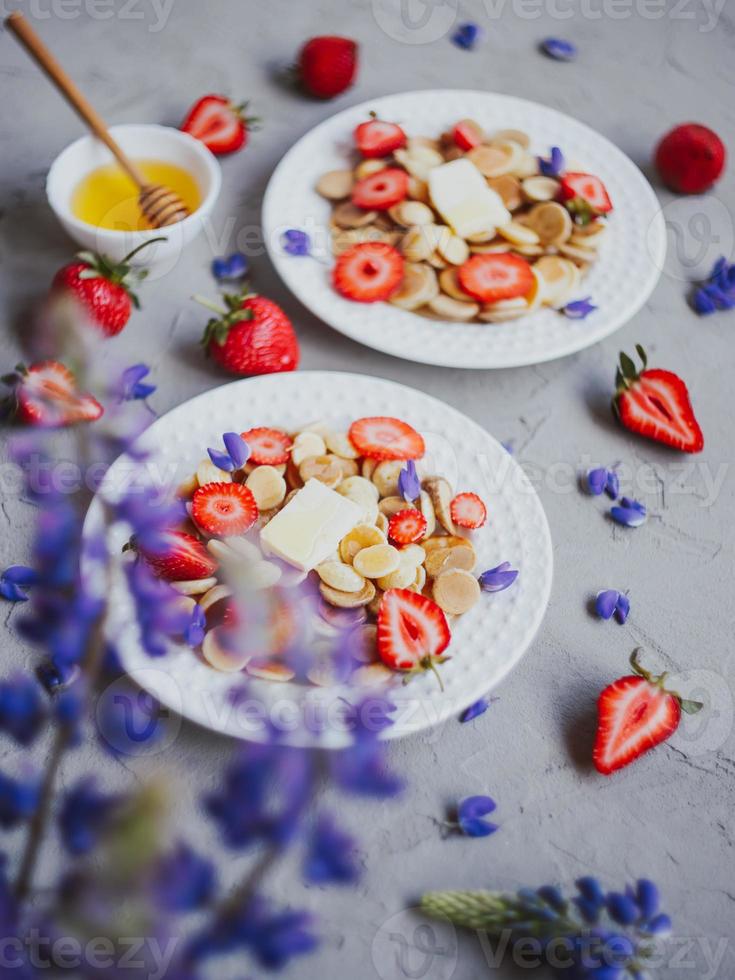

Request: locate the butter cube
(428, 158), (510, 239)
(259, 478), (362, 571)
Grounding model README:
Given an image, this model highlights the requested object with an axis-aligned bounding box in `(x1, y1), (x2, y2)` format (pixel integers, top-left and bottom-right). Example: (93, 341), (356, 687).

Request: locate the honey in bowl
(71, 159), (200, 231)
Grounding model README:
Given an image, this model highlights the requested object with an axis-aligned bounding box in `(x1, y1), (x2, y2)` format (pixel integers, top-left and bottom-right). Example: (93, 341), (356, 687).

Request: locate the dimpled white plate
(263, 90), (666, 369)
(90, 372), (552, 746)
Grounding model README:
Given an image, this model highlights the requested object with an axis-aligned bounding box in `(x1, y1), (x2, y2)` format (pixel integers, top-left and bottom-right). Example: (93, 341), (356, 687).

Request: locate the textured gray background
(1, 0), (734, 977)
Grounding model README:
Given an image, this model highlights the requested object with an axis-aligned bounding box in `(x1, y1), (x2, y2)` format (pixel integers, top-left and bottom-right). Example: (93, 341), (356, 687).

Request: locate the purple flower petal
(185, 605), (206, 648)
(645, 913), (672, 936)
(620, 497), (646, 515)
(611, 505), (647, 528)
(460, 698), (489, 723)
(614, 593), (630, 624)
(457, 795), (498, 837)
(451, 22), (481, 50)
(223, 431), (250, 468)
(281, 230), (311, 257)
(397, 459), (421, 503)
(586, 467), (607, 496)
(605, 469), (619, 499)
(212, 252), (249, 281)
(207, 448), (236, 472)
(541, 37), (577, 61)
(538, 145), (566, 178)
(693, 286), (718, 316)
(479, 563), (519, 593)
(563, 296), (597, 319)
(2, 565), (38, 586)
(595, 589), (619, 620)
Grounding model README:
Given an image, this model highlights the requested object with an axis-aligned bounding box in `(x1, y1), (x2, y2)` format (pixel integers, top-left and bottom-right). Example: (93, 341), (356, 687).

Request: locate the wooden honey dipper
(6, 11), (190, 229)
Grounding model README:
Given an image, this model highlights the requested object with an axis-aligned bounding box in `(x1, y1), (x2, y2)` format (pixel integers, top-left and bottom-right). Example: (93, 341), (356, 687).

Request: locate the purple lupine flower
(54, 679), (87, 746)
(185, 604), (206, 648)
(595, 589), (619, 620)
(58, 777), (121, 855)
(538, 146), (565, 178)
(563, 296), (597, 319)
(124, 560), (192, 658)
(0, 676), (46, 745)
(152, 842), (216, 912)
(607, 892), (639, 926)
(451, 21), (481, 50)
(540, 37), (577, 61)
(208, 432), (250, 472)
(457, 795), (498, 837)
(118, 363), (156, 401)
(115, 488), (186, 554)
(614, 592), (630, 624)
(460, 697), (490, 723)
(206, 744), (313, 848)
(479, 562), (519, 593)
(397, 459), (421, 503)
(281, 230), (311, 256)
(611, 501), (647, 527)
(0, 566), (38, 603)
(331, 699), (403, 798)
(0, 772), (40, 828)
(212, 252), (249, 281)
(304, 814), (359, 885)
(586, 467), (607, 496)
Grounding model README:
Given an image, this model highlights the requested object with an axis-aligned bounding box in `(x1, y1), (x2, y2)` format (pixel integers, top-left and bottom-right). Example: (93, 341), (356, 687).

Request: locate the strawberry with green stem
(195, 290), (299, 376)
(593, 648), (703, 775)
(612, 345), (704, 453)
(51, 238), (165, 337)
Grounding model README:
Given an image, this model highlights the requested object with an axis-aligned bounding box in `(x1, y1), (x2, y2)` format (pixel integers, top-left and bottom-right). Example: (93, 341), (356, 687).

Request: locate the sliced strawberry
(388, 509), (427, 545)
(613, 347), (704, 453)
(12, 361), (103, 427)
(348, 417), (425, 461)
(592, 651), (701, 775)
(333, 243), (404, 303)
(191, 482), (258, 537)
(458, 253), (535, 304)
(449, 492), (487, 529)
(354, 118), (407, 158)
(377, 588), (451, 685)
(137, 529), (217, 582)
(352, 168), (409, 211)
(559, 172), (613, 214)
(240, 427), (292, 465)
(452, 119), (483, 151)
(180, 95), (257, 155)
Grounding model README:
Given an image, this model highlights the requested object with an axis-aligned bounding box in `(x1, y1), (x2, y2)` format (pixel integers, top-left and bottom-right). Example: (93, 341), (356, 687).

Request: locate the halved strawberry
(333, 243), (404, 303)
(450, 492), (487, 529)
(348, 417), (425, 461)
(458, 253), (534, 304)
(593, 650), (702, 775)
(354, 117), (407, 158)
(8, 361), (103, 427)
(559, 172), (613, 215)
(377, 588), (451, 686)
(180, 95), (257, 155)
(352, 168), (409, 211)
(613, 347), (704, 453)
(137, 529), (217, 582)
(388, 509), (427, 545)
(191, 482), (258, 537)
(452, 119), (483, 151)
(240, 427), (292, 465)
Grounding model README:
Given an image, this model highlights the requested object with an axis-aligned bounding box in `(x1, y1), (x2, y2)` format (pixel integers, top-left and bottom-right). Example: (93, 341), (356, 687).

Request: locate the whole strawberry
(655, 123), (726, 194)
(199, 291), (299, 375)
(51, 240), (160, 337)
(297, 35), (358, 99)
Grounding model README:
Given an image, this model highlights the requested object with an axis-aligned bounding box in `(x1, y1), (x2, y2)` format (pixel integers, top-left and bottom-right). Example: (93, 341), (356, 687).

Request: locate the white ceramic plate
(87, 372), (553, 746)
(263, 90), (666, 369)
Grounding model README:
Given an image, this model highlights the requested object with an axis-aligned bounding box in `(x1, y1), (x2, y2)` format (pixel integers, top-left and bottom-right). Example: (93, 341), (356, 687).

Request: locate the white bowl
(46, 124), (221, 265)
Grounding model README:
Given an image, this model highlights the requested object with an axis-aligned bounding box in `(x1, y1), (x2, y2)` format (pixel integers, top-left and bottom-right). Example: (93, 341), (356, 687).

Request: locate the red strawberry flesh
(377, 588), (450, 672)
(191, 482), (258, 537)
(348, 417), (424, 460)
(333, 243), (404, 303)
(240, 427), (292, 465)
(298, 36), (358, 100)
(593, 675), (681, 775)
(458, 253), (534, 303)
(139, 529), (217, 581)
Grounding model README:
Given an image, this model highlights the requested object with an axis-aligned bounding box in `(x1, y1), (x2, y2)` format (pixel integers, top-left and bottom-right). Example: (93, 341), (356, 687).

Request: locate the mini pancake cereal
(318, 115), (612, 324)
(133, 416), (519, 691)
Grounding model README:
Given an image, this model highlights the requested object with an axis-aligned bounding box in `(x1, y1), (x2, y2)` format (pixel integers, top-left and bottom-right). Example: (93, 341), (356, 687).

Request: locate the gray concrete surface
(1, 1), (734, 977)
